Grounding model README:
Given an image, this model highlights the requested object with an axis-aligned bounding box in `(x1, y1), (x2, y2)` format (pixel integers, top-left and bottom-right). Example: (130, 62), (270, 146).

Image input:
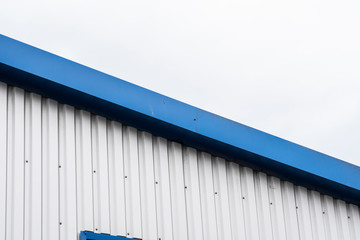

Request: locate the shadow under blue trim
(1, 34), (359, 205)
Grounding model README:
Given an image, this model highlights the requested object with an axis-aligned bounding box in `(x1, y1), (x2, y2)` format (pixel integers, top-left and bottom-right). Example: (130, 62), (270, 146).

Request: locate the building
(0, 34), (359, 240)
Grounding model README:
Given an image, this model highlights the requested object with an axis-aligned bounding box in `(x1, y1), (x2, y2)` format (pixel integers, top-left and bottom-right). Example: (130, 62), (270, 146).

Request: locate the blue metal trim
(1, 34), (359, 204)
(80, 231), (138, 240)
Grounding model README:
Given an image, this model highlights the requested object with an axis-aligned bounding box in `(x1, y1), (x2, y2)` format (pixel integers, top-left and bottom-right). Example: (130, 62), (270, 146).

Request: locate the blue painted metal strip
(0, 34), (359, 204)
(80, 231), (138, 240)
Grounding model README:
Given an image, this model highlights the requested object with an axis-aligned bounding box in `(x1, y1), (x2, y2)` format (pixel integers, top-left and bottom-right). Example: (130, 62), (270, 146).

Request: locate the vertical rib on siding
(281, 181), (300, 240)
(268, 176), (286, 240)
(322, 195), (339, 240)
(168, 142), (188, 240)
(226, 162), (246, 240)
(107, 121), (126, 236)
(212, 157), (232, 240)
(294, 186), (313, 240)
(0, 82), (7, 240)
(1, 82), (360, 240)
(75, 110), (94, 233)
(6, 87), (25, 240)
(138, 131), (157, 240)
(240, 167), (260, 240)
(308, 190), (326, 239)
(123, 126), (142, 238)
(42, 98), (59, 240)
(92, 115), (110, 233)
(59, 104), (77, 240)
(348, 204), (360, 239)
(183, 147), (203, 240)
(24, 92), (42, 240)
(254, 171), (273, 240)
(198, 152), (217, 240)
(153, 137), (173, 240)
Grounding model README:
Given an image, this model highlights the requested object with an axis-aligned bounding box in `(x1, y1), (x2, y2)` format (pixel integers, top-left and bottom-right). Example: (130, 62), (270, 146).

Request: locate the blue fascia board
(1, 34), (359, 204)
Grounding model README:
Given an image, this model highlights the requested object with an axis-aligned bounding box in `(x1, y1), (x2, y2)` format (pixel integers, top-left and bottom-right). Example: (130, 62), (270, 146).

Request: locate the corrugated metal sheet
(1, 82), (360, 240)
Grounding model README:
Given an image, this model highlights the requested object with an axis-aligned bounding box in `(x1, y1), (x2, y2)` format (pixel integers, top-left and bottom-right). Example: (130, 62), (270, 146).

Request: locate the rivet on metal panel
(348, 216), (351, 219)
(25, 160), (28, 163)
(296, 206), (298, 209)
(93, 170), (96, 173)
(95, 228), (98, 231)
(214, 192), (218, 195)
(59, 222), (62, 225)
(127, 233), (130, 235)
(155, 181), (158, 184)
(242, 196), (245, 199)
(185, 186), (187, 189)
(322, 211), (325, 214)
(270, 202), (273, 205)
(125, 176), (127, 178)
(59, 165), (61, 168)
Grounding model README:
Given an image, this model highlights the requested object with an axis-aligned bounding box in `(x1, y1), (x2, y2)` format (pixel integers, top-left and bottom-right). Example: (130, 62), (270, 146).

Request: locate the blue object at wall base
(80, 231), (140, 240)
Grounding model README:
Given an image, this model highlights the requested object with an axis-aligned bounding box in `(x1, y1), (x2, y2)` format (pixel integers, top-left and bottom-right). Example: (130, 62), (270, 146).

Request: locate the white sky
(1, 0), (360, 165)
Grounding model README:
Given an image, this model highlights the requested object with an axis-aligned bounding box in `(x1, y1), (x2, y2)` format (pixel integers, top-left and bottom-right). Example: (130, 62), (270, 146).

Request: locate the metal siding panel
(240, 167), (260, 240)
(183, 147), (203, 240)
(138, 131), (158, 240)
(2, 83), (360, 240)
(75, 110), (94, 232)
(6, 87), (25, 240)
(0, 82), (7, 240)
(212, 157), (232, 240)
(348, 204), (360, 239)
(294, 186), (313, 240)
(197, 152), (217, 240)
(281, 181), (300, 240)
(168, 142), (188, 240)
(107, 121), (126, 236)
(268, 176), (286, 240)
(59, 104), (78, 240)
(92, 115), (110, 233)
(226, 162), (246, 240)
(308, 190), (326, 239)
(123, 126), (142, 238)
(42, 98), (59, 240)
(254, 171), (273, 240)
(153, 137), (173, 240)
(322, 195), (339, 240)
(24, 92), (42, 240)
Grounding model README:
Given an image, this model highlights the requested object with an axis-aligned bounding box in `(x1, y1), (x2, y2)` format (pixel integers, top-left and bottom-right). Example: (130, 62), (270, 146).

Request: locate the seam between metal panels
(136, 129), (143, 238)
(74, 109), (79, 237)
(106, 120), (111, 234)
(195, 151), (205, 240)
(151, 135), (159, 240)
(121, 124), (128, 236)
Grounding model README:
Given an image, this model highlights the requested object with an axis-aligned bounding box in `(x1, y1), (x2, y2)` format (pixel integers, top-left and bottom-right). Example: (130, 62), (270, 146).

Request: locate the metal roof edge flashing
(1, 34), (359, 205)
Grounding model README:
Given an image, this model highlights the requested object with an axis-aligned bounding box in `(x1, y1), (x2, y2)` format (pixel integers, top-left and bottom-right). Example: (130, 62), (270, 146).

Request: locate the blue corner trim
(80, 231), (138, 240)
(1, 34), (360, 204)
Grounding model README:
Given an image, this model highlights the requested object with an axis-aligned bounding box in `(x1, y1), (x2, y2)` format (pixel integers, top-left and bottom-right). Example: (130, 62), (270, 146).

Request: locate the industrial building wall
(0, 82), (360, 240)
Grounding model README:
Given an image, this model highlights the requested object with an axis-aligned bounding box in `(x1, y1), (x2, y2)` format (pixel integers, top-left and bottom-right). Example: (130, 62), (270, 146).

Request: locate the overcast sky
(1, 0), (360, 165)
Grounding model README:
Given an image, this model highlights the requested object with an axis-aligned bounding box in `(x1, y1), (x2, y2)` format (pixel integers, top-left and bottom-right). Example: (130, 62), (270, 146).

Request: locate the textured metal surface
(1, 34), (360, 205)
(1, 83), (360, 240)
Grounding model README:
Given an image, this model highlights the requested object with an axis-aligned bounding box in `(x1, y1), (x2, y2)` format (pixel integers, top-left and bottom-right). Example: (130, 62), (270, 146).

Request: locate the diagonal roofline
(1, 34), (359, 205)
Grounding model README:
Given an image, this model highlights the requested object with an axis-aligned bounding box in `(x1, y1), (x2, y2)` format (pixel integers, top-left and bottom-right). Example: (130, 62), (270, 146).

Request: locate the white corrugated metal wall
(1, 82), (360, 240)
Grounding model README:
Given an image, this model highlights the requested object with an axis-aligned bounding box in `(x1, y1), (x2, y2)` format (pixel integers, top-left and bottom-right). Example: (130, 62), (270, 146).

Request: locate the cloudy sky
(1, 0), (359, 165)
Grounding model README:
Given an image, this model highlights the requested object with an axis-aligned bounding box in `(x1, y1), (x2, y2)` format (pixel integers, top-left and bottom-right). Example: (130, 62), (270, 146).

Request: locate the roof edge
(1, 34), (359, 204)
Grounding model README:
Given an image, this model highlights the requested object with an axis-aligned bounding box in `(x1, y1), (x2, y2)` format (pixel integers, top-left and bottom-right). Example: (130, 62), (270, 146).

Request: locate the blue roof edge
(1, 34), (359, 205)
